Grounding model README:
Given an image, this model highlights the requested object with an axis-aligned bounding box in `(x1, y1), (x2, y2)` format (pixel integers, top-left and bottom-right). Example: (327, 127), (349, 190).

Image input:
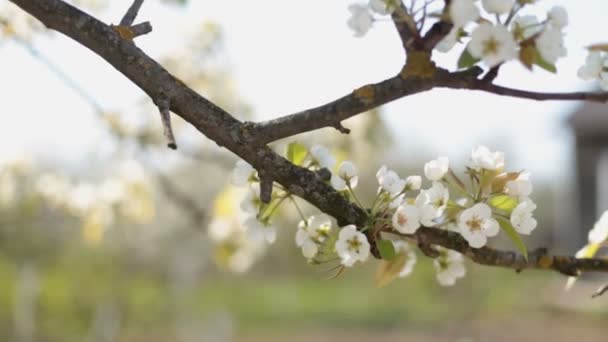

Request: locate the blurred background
(1, 0), (607, 341)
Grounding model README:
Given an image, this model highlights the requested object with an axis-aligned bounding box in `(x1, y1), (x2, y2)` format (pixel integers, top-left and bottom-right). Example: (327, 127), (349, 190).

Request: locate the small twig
(119, 0), (145, 26)
(156, 98), (177, 149)
(259, 172), (273, 204)
(129, 21), (152, 38)
(333, 122), (350, 134)
(592, 284), (608, 298)
(481, 65), (501, 83)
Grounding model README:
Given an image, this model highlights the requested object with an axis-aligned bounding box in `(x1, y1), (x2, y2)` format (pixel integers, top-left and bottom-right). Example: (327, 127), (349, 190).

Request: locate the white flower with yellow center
(467, 23), (517, 67)
(335, 225), (370, 267)
(434, 247), (466, 286)
(458, 203), (499, 248)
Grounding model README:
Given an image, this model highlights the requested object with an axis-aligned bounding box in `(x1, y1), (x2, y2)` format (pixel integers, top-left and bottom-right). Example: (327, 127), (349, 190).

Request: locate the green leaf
(457, 48), (479, 69)
(378, 239), (397, 261)
(497, 217), (528, 260)
(375, 252), (408, 288)
(488, 195), (518, 213)
(286, 142), (308, 166)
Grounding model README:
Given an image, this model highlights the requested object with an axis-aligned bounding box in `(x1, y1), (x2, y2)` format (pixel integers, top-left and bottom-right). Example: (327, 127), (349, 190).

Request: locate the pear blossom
(335, 225), (370, 267)
(245, 217), (277, 244)
(296, 215), (333, 259)
(449, 0), (480, 27)
(415, 182), (450, 226)
(405, 175), (422, 191)
(505, 172), (532, 198)
(347, 4), (373, 37)
(588, 210), (608, 244)
(424, 157), (449, 181)
(510, 198), (537, 235)
(458, 203), (500, 248)
(470, 145), (505, 171)
(310, 144), (335, 170)
(369, 0), (395, 15)
(434, 247), (466, 286)
(511, 15), (542, 41)
(377, 165), (406, 196)
(331, 161), (359, 190)
(481, 0), (515, 15)
(392, 204), (421, 234)
(467, 23), (517, 67)
(231, 160), (256, 187)
(240, 184), (262, 214)
(436, 27), (460, 53)
(535, 26), (567, 64)
(392, 240), (417, 278)
(577, 52), (608, 91)
(548, 6), (568, 29)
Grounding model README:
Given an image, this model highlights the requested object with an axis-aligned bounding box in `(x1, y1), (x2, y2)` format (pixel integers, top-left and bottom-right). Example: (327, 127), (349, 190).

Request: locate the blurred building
(568, 101), (608, 249)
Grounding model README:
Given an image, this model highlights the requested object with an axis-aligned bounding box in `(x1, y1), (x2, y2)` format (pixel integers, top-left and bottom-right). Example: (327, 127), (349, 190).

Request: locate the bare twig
(592, 283), (608, 298)
(119, 0), (145, 26)
(156, 98), (177, 149)
(130, 21), (152, 38)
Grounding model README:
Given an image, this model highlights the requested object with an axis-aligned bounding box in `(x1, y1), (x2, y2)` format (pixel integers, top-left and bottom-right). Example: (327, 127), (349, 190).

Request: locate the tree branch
(9, 0), (608, 277)
(410, 227), (608, 276)
(440, 75), (608, 102)
(9, 0), (367, 232)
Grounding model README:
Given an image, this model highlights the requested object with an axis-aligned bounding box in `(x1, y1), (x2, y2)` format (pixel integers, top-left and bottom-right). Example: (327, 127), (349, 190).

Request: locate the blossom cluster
(347, 1), (569, 72)
(226, 142), (538, 286)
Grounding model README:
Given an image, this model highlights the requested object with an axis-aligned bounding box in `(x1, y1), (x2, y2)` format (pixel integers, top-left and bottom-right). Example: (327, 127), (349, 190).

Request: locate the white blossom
(392, 204), (421, 234)
(577, 51), (608, 91)
(245, 217), (277, 244)
(415, 182), (449, 226)
(470, 145), (504, 171)
(510, 198), (537, 235)
(436, 27), (460, 53)
(331, 161), (359, 190)
(376, 165), (406, 196)
(458, 203), (500, 248)
(577, 51), (604, 80)
(511, 15), (542, 40)
(240, 184), (262, 215)
(588, 210), (608, 244)
(231, 160), (256, 187)
(335, 225), (370, 267)
(505, 172), (532, 198)
(548, 6), (568, 29)
(481, 0), (515, 15)
(310, 144), (336, 170)
(369, 0), (395, 15)
(347, 4), (373, 37)
(295, 215), (333, 258)
(434, 247), (466, 286)
(468, 23), (517, 67)
(392, 241), (417, 278)
(450, 0), (480, 27)
(424, 157), (449, 181)
(405, 175), (422, 191)
(535, 26), (567, 64)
